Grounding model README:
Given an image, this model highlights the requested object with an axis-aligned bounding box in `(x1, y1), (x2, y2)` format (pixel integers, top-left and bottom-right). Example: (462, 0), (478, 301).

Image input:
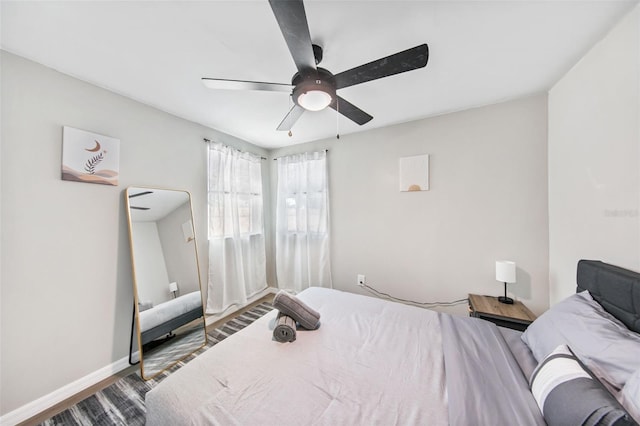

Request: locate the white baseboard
(0, 356), (132, 426)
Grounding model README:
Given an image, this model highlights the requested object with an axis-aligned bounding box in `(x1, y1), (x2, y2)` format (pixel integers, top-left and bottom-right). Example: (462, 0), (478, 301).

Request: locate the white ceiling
(2, 1), (637, 149)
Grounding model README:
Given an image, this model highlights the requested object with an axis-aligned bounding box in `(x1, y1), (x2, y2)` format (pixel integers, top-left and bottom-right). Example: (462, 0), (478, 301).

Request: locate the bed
(145, 260), (640, 425)
(139, 291), (204, 346)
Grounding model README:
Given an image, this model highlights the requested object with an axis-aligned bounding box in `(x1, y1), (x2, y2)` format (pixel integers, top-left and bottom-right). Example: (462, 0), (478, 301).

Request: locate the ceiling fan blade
(130, 206), (150, 210)
(128, 191), (153, 198)
(202, 78), (293, 92)
(330, 96), (373, 126)
(269, 0), (317, 72)
(334, 44), (429, 90)
(276, 104), (305, 131)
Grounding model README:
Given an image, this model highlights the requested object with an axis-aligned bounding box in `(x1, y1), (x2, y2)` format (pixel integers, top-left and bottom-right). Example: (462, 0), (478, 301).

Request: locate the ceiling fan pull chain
(336, 101), (340, 139)
(288, 95), (293, 137)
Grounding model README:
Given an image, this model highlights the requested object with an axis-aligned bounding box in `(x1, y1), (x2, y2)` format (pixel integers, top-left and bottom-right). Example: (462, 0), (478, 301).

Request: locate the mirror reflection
(126, 186), (207, 379)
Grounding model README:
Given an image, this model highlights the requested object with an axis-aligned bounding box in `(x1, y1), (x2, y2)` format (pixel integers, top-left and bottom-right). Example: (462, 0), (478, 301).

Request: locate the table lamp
(496, 261), (516, 304)
(169, 282), (178, 299)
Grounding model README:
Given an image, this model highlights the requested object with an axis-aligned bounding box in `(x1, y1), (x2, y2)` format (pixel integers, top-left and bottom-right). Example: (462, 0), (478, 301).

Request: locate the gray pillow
(522, 291), (640, 391)
(530, 345), (636, 426)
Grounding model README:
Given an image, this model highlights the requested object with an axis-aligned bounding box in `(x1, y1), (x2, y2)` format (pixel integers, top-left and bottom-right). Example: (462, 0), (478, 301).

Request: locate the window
(206, 142), (267, 314)
(208, 151), (263, 238)
(275, 151), (332, 291)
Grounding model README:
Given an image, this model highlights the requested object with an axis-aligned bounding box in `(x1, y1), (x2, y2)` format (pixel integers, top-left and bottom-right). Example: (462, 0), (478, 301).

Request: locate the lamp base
(498, 296), (514, 304)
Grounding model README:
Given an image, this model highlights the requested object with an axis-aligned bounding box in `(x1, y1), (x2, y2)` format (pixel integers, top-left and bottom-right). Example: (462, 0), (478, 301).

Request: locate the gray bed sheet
(499, 326), (538, 380)
(440, 315), (545, 426)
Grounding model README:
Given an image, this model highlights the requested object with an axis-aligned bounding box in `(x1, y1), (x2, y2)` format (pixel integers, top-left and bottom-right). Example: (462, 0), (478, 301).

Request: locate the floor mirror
(125, 186), (207, 380)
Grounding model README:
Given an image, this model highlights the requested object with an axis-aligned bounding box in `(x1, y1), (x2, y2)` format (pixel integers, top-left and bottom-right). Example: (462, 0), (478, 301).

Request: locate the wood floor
(19, 294), (274, 426)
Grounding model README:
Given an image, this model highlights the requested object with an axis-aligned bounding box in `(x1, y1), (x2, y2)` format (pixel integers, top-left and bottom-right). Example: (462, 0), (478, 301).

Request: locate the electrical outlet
(357, 274), (366, 286)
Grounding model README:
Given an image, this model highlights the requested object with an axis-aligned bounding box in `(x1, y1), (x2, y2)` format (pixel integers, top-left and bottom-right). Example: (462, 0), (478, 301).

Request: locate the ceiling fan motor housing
(292, 68), (336, 111)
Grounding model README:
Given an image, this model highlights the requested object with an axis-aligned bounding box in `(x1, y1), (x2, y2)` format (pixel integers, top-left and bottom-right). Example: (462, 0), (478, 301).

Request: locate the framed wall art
(61, 126), (120, 186)
(399, 154), (429, 192)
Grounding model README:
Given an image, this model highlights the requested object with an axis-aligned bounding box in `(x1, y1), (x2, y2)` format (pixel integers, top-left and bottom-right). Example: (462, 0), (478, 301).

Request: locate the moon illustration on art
(85, 140), (102, 152)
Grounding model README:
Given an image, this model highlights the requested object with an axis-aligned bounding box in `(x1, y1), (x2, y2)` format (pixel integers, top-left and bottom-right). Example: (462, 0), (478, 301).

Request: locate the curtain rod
(203, 138), (266, 160)
(273, 149), (329, 161)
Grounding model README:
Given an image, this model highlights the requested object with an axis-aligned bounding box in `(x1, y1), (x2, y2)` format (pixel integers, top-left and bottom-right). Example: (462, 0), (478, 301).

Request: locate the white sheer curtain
(206, 142), (267, 314)
(276, 151), (332, 292)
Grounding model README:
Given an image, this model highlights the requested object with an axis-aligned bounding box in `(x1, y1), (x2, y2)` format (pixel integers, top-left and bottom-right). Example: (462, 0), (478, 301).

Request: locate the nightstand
(468, 294), (537, 331)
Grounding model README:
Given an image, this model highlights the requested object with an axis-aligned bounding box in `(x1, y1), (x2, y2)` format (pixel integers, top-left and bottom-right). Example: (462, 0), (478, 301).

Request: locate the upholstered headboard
(577, 259), (640, 333)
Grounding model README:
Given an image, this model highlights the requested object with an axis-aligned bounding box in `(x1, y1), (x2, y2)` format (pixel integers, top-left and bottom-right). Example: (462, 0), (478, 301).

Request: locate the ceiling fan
(202, 0), (429, 132)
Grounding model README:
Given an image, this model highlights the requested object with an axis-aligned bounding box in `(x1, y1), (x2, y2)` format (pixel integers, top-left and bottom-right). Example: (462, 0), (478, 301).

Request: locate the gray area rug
(39, 302), (273, 426)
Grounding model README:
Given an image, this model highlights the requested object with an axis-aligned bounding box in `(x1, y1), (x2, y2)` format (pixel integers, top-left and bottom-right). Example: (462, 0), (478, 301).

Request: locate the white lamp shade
(496, 261), (516, 283)
(169, 282), (178, 293)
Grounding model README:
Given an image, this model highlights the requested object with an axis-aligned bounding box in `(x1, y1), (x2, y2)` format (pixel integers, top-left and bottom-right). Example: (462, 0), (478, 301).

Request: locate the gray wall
(271, 94), (550, 316)
(131, 221), (171, 306)
(158, 201), (200, 296)
(0, 51), (270, 416)
(548, 6), (640, 304)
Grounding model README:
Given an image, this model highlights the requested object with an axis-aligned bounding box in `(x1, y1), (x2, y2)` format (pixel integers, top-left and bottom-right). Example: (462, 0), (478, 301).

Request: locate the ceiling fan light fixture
(298, 89), (332, 111)
(292, 73), (336, 112)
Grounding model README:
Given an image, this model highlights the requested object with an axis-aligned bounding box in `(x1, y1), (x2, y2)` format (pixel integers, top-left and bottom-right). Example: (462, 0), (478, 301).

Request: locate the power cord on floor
(360, 282), (468, 308)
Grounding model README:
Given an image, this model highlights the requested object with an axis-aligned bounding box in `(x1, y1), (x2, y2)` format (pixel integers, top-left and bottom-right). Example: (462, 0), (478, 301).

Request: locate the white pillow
(522, 291), (640, 391)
